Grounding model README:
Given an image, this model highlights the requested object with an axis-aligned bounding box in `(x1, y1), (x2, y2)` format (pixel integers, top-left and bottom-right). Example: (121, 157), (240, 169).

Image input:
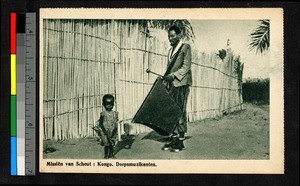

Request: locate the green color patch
(11, 96), (17, 136)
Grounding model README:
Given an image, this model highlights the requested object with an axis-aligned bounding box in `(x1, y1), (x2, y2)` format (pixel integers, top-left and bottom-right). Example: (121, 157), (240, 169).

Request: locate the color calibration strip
(11, 12), (17, 176)
(10, 12), (36, 176)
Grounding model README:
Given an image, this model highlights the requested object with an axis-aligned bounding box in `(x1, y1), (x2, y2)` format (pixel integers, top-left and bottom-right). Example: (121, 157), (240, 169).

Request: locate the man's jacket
(166, 41), (193, 87)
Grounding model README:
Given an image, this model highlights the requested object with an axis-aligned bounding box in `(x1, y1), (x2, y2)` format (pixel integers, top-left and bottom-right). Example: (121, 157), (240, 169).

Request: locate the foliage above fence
(42, 19), (243, 140)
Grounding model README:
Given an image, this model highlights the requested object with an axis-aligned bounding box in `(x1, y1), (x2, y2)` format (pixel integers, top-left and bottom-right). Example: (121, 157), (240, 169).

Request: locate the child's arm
(98, 114), (110, 141)
(98, 114), (104, 127)
(92, 118), (102, 137)
(111, 111), (119, 144)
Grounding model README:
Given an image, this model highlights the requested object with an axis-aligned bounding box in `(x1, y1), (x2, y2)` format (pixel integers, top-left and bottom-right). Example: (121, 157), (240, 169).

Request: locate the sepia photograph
(39, 8), (284, 174)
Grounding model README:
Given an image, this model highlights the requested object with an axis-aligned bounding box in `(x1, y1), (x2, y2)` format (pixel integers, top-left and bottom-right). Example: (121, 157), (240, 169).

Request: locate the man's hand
(162, 74), (175, 82)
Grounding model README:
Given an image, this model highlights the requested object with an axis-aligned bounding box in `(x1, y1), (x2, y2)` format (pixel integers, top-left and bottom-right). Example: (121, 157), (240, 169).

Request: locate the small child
(94, 94), (119, 159)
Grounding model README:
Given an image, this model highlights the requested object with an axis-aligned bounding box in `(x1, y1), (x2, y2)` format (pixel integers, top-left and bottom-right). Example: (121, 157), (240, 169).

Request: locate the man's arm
(173, 44), (192, 81)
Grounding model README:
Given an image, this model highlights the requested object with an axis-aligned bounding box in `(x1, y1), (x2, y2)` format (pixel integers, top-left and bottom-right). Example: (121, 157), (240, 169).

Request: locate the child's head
(102, 94), (115, 111)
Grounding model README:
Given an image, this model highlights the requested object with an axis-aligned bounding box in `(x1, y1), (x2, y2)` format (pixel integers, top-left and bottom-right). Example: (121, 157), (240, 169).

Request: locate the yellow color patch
(11, 54), (16, 95)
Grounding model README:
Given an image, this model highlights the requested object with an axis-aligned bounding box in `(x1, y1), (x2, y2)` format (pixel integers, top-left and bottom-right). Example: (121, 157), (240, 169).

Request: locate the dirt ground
(43, 103), (269, 160)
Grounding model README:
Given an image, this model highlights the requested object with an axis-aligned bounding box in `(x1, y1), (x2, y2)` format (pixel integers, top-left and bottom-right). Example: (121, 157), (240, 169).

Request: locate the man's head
(102, 94), (115, 111)
(168, 26), (181, 47)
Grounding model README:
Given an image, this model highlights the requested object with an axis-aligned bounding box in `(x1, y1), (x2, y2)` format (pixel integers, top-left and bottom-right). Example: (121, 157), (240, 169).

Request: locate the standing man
(162, 26), (192, 152)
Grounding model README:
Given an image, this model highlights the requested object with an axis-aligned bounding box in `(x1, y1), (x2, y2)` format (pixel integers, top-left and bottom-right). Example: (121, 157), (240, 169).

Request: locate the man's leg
(162, 133), (178, 151)
(171, 86), (190, 152)
(171, 132), (185, 152)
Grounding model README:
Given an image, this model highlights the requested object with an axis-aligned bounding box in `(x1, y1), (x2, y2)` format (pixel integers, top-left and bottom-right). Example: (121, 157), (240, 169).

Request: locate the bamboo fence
(43, 19), (243, 140)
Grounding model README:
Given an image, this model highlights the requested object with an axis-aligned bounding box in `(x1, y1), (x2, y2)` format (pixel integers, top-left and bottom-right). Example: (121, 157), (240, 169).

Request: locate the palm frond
(249, 20), (270, 54)
(148, 20), (196, 43)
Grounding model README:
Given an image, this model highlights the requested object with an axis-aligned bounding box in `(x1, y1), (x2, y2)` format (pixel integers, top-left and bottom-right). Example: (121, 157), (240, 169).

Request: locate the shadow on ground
(114, 134), (136, 155)
(141, 131), (192, 143)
